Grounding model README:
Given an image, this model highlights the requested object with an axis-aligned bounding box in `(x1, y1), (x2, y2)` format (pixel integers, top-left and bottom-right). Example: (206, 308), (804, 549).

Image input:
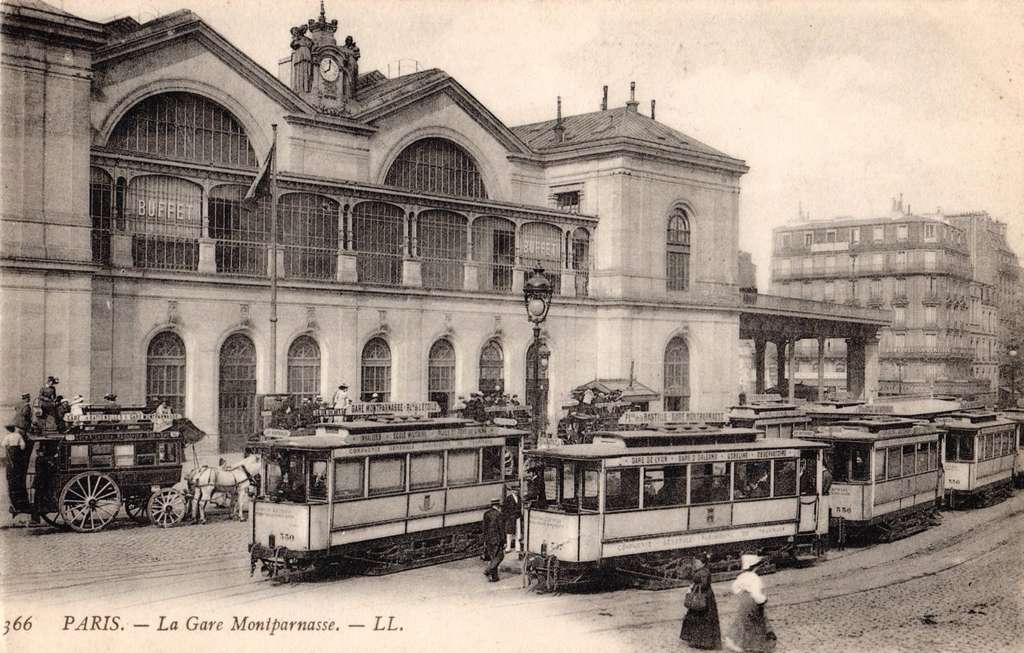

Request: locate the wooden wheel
(58, 472), (122, 533)
(124, 495), (150, 523)
(147, 489), (186, 528)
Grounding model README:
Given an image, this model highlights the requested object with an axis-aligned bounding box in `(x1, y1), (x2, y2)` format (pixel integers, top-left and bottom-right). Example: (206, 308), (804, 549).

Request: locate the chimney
(601, 85), (608, 111)
(553, 96), (565, 143)
(625, 81), (639, 112)
(650, 99), (656, 120)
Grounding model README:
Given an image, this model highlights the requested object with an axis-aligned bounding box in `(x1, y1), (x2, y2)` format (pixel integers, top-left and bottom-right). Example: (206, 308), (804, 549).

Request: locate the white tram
(1002, 408), (1024, 488)
(938, 412), (1018, 508)
(796, 418), (944, 542)
(523, 425), (829, 590)
(249, 417), (526, 576)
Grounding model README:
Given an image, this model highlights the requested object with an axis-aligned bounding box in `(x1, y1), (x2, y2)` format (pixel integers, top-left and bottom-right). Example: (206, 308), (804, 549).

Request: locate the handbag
(684, 584), (707, 611)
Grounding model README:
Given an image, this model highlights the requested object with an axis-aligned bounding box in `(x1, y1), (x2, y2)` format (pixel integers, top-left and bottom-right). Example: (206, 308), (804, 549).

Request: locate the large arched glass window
(428, 339), (456, 414)
(472, 216), (515, 292)
(218, 333), (256, 452)
(418, 210), (467, 290)
(147, 331), (186, 413)
(384, 138), (487, 199)
(520, 222), (563, 295)
(287, 335), (321, 400)
(352, 202), (404, 286)
(667, 207), (691, 291)
(664, 336), (690, 411)
(208, 184), (269, 275)
(279, 193), (339, 281)
(126, 175), (203, 270)
(361, 338), (392, 402)
(478, 340), (504, 395)
(109, 92), (258, 168)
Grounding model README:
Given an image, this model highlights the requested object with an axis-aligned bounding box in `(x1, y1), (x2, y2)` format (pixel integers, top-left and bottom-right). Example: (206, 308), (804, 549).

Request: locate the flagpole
(269, 123), (279, 394)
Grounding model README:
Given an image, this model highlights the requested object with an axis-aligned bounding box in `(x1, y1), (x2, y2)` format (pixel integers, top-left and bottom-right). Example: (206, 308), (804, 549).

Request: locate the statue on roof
(290, 25), (313, 94)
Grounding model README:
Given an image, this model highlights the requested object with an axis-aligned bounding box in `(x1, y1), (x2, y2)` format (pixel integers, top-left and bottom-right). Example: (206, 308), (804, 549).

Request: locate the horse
(189, 454), (261, 524)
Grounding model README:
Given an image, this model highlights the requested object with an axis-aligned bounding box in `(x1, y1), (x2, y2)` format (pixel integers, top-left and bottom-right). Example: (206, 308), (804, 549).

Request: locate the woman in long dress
(679, 554), (721, 649)
(724, 555), (776, 653)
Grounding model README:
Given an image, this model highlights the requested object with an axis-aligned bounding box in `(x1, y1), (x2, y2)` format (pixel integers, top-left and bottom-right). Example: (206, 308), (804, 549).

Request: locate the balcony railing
(775, 259), (972, 280)
(880, 346), (974, 360)
(739, 291), (891, 323)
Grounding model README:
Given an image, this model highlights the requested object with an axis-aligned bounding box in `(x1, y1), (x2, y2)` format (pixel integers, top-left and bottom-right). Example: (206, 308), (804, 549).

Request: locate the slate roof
(348, 68), (451, 118)
(511, 106), (746, 169)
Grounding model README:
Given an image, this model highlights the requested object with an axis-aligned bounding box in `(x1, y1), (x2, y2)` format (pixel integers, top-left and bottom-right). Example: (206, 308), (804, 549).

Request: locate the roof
(577, 378), (659, 402)
(527, 437), (826, 461)
(349, 68), (450, 116)
(510, 106), (747, 171)
(935, 413), (1015, 431)
(798, 426), (941, 443)
(260, 422), (526, 450)
(805, 398), (963, 418)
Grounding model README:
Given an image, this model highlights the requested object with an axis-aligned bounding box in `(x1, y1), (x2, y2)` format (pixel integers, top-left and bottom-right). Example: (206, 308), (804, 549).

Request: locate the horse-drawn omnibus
(795, 418), (944, 542)
(27, 404), (188, 531)
(937, 411), (1018, 508)
(248, 414), (527, 577)
(522, 423), (829, 591)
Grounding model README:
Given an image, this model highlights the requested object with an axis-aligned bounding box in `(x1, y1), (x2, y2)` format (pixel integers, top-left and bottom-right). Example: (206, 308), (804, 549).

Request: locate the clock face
(319, 57), (340, 82)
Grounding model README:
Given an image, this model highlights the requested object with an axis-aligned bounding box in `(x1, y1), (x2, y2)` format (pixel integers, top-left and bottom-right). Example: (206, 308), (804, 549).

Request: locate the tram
(938, 411), (1017, 508)
(522, 424), (829, 591)
(248, 414), (527, 576)
(728, 396), (810, 438)
(1002, 408), (1024, 488)
(795, 418), (944, 542)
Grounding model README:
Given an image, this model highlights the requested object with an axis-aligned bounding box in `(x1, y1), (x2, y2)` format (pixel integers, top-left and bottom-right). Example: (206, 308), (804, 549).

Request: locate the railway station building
(2, 1), (755, 452)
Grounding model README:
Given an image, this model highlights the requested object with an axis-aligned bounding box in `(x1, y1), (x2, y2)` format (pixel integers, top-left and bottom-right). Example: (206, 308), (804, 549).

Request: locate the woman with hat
(680, 552), (721, 649)
(724, 554), (776, 652)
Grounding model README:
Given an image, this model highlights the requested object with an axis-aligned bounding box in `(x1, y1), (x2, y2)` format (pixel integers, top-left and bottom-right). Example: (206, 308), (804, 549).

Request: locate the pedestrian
(13, 393), (32, 435)
(332, 384), (351, 408)
(69, 394), (86, 417)
(501, 489), (521, 552)
(680, 553), (721, 650)
(3, 424), (29, 516)
(724, 555), (776, 653)
(482, 498), (504, 581)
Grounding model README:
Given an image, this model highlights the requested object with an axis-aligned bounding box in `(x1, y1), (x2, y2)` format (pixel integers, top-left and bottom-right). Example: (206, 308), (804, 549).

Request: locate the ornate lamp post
(523, 269), (553, 444)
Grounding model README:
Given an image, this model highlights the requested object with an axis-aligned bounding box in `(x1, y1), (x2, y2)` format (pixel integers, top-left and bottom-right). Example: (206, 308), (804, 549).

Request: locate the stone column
(754, 336), (766, 393)
(788, 338), (797, 402)
(775, 338), (787, 392)
(846, 337), (866, 400)
(864, 333), (880, 402)
(817, 336), (826, 402)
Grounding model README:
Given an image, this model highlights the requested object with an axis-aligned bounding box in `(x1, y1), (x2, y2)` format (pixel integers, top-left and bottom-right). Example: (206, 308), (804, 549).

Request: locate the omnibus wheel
(124, 495), (150, 523)
(59, 472), (122, 533)
(148, 489), (186, 528)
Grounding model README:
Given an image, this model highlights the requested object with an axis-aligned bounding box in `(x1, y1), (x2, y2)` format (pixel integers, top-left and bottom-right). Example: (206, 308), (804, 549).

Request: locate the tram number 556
(3, 617), (33, 635)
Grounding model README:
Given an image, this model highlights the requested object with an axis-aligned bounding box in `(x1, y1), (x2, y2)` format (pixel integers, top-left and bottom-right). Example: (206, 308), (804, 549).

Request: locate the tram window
(309, 459), (328, 500)
(266, 453), (308, 502)
(581, 465), (600, 512)
(644, 465), (687, 507)
(562, 464), (576, 502)
(984, 434), (994, 460)
(410, 452), (444, 490)
(481, 446), (503, 482)
(886, 447), (901, 480)
(874, 449), (886, 481)
(605, 468), (640, 511)
(504, 439), (520, 479)
(368, 455), (406, 496)
(542, 465), (557, 507)
(333, 459), (364, 500)
(774, 459), (797, 497)
(690, 463), (730, 504)
(916, 443), (929, 472)
(69, 445), (89, 467)
(135, 442), (157, 466)
(447, 449), (479, 487)
(902, 445), (915, 476)
(158, 442), (178, 464)
(799, 454), (817, 495)
(927, 441), (937, 470)
(734, 461), (770, 499)
(945, 433), (957, 462)
(850, 445), (869, 481)
(958, 434), (974, 461)
(89, 444), (113, 467)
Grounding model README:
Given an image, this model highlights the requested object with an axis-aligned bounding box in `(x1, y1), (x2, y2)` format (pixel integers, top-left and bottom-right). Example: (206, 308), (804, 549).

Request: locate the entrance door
(526, 341), (550, 440)
(219, 333), (256, 452)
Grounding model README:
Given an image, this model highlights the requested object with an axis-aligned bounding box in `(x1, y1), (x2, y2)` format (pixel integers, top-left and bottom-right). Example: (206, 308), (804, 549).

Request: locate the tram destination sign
(320, 425), (498, 447)
(343, 401), (440, 416)
(65, 430), (179, 442)
(606, 448), (802, 467)
(618, 411), (726, 425)
(339, 436), (506, 457)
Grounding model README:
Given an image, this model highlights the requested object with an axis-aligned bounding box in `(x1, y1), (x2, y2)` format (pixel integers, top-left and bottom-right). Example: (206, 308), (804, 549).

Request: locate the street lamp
(524, 268), (554, 444)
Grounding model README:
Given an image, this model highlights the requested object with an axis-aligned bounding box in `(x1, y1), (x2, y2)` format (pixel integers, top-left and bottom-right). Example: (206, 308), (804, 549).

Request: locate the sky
(62, 0), (1024, 289)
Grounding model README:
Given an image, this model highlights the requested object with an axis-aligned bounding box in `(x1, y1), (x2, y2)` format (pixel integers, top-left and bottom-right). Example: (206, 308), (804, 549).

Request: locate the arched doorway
(428, 339), (456, 415)
(526, 340), (551, 437)
(219, 333), (256, 452)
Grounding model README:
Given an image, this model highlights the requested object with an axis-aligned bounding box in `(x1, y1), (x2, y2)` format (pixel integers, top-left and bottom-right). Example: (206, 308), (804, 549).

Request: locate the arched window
(279, 193), (339, 280)
(147, 331), (186, 413)
(361, 338), (392, 402)
(352, 202), (404, 286)
(384, 138), (487, 198)
(90, 167), (114, 265)
(472, 216), (515, 292)
(126, 175), (203, 270)
(478, 340), (504, 395)
(428, 340), (456, 415)
(208, 184), (269, 275)
(418, 210), (467, 290)
(109, 92), (258, 168)
(664, 337), (690, 411)
(218, 333), (256, 452)
(667, 207), (691, 291)
(287, 336), (321, 400)
(521, 222), (563, 295)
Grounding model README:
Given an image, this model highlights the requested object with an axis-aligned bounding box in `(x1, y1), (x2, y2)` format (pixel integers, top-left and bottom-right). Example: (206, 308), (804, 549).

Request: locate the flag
(243, 143), (275, 209)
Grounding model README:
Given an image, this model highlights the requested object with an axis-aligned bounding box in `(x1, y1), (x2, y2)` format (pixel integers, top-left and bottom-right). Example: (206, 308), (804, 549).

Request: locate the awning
(575, 378), (660, 403)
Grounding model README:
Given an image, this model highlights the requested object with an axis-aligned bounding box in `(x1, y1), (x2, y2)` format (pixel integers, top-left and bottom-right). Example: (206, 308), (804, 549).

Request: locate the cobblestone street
(2, 494), (1022, 653)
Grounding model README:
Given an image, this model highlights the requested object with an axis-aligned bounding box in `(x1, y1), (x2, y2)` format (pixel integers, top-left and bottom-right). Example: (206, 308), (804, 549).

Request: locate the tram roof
(934, 412), (1016, 431)
(257, 422), (527, 450)
(795, 422), (942, 443)
(595, 426), (761, 438)
(803, 398), (963, 418)
(1001, 409), (1024, 423)
(526, 437), (827, 460)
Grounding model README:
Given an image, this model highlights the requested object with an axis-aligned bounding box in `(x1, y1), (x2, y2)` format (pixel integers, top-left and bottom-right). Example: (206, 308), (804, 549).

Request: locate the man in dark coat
(502, 490), (521, 552)
(482, 499), (504, 581)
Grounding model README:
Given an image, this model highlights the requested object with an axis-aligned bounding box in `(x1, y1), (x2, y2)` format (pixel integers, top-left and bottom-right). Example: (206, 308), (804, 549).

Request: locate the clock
(319, 56), (340, 82)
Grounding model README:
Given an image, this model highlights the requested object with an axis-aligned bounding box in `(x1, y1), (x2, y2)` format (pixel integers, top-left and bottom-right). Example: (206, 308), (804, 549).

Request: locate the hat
(21, 393), (30, 399)
(47, 376), (59, 384)
(69, 395), (85, 405)
(371, 393), (379, 398)
(490, 499), (501, 506)
(338, 384), (348, 389)
(740, 554), (763, 571)
(104, 393), (117, 401)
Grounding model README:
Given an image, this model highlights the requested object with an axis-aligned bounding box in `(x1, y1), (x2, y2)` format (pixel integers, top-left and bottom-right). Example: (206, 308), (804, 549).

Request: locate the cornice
(284, 113), (376, 136)
(528, 138), (749, 176)
(0, 3), (107, 49)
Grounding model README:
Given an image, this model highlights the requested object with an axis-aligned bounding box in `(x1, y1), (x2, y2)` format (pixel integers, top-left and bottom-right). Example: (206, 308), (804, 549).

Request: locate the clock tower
(287, 1), (360, 115)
